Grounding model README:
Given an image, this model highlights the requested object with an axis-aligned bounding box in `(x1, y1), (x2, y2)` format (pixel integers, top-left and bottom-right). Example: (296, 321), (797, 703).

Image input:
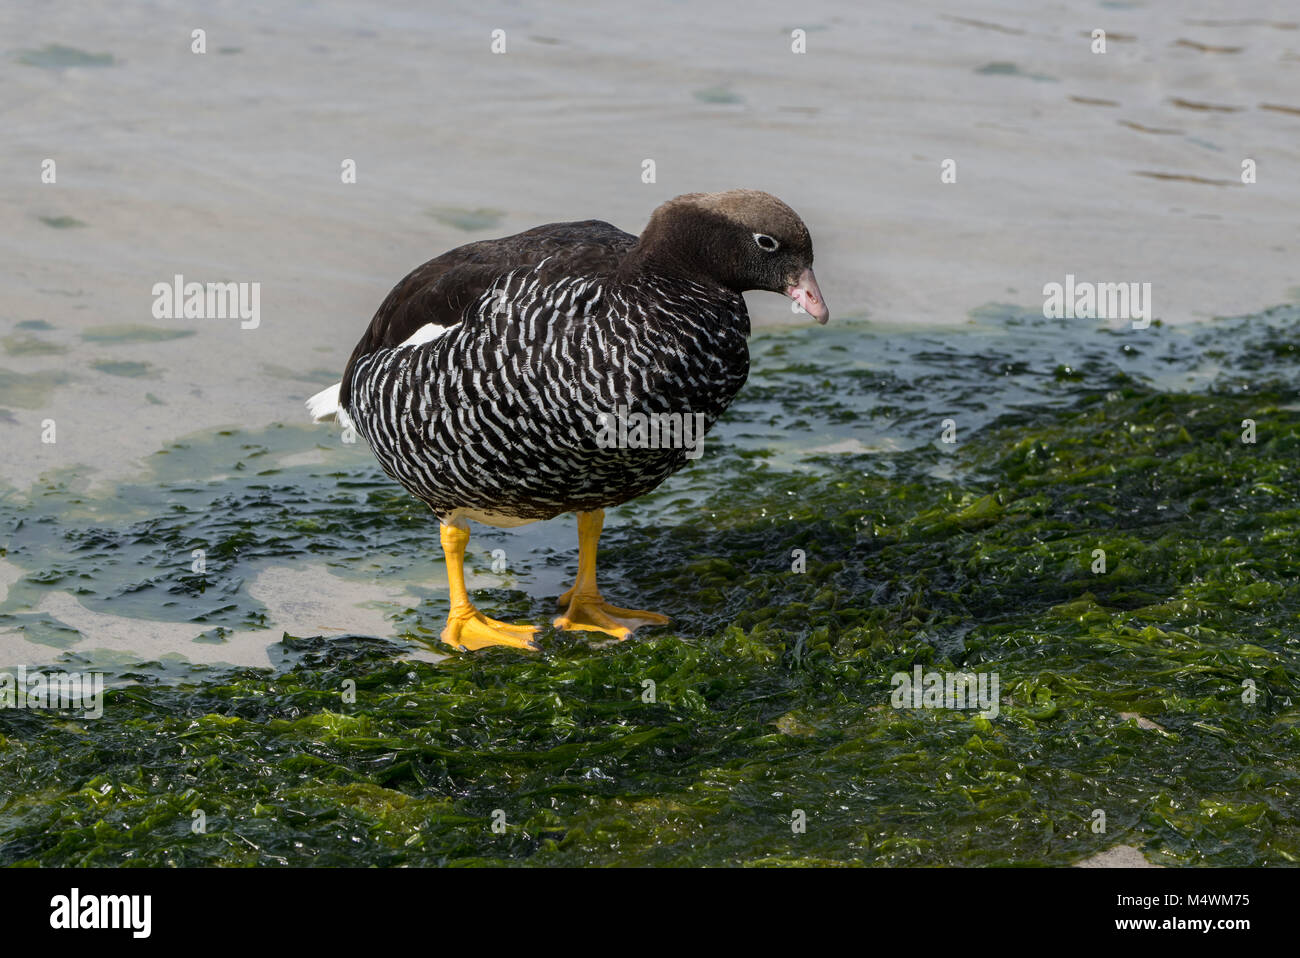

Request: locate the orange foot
(553, 588), (671, 640)
(441, 605), (539, 652)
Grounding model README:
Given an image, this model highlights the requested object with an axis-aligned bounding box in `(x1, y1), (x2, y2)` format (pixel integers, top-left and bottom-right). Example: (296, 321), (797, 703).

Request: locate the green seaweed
(82, 325), (196, 345)
(425, 207), (506, 232)
(260, 363), (347, 384)
(693, 85), (745, 104)
(2, 334), (66, 357)
(975, 62), (1058, 82)
(16, 45), (115, 70)
(0, 305), (1298, 866)
(90, 359), (156, 379)
(0, 367), (74, 407)
(38, 216), (87, 229)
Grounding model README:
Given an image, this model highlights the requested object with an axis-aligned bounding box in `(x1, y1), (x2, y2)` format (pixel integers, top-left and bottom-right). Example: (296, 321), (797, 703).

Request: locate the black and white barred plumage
(309, 192), (826, 530)
(346, 259), (749, 524)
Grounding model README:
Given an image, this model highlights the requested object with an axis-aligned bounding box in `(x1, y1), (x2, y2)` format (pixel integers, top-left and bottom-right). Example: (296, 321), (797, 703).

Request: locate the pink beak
(786, 267), (829, 324)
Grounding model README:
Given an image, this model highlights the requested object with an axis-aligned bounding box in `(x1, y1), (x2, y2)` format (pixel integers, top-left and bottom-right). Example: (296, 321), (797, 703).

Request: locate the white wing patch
(397, 322), (452, 349)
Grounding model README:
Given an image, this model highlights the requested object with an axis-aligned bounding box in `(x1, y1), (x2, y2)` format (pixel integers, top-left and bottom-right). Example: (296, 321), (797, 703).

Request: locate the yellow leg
(554, 510), (671, 640)
(439, 521), (539, 652)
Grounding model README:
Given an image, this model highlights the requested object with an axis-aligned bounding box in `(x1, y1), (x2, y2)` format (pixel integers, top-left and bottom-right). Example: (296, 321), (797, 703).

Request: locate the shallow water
(1, 305), (1297, 865)
(5, 0), (1300, 494)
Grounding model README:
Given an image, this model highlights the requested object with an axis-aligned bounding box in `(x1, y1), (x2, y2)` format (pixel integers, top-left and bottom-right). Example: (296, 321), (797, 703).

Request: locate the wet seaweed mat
(1, 308), (1298, 865)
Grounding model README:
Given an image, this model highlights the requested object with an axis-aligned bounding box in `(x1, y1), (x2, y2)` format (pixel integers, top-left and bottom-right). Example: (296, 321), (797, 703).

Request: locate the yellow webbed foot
(441, 605), (539, 652)
(437, 520), (538, 652)
(553, 589), (671, 640)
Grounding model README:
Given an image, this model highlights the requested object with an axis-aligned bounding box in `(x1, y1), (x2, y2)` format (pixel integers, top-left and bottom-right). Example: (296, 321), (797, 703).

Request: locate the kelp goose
(308, 190), (828, 651)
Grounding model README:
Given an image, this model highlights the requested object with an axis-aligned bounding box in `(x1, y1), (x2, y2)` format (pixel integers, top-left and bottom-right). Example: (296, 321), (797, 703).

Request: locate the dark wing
(340, 220), (635, 408)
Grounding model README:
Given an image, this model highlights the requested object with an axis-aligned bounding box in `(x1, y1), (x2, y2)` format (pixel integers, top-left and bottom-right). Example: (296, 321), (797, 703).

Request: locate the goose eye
(753, 233), (779, 252)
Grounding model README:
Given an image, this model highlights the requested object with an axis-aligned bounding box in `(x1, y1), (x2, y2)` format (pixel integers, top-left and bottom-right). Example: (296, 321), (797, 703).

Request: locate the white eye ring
(753, 233), (779, 252)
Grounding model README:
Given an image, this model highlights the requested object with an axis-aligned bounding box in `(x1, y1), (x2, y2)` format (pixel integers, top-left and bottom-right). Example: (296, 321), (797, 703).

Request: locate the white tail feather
(306, 382), (341, 422)
(307, 383), (356, 433)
